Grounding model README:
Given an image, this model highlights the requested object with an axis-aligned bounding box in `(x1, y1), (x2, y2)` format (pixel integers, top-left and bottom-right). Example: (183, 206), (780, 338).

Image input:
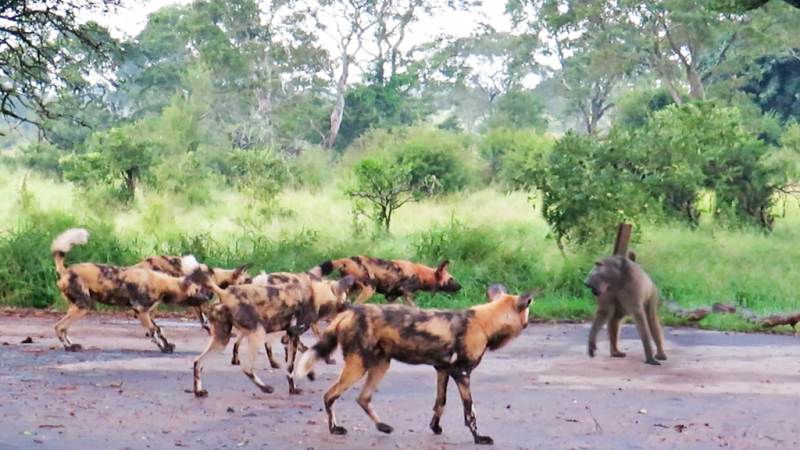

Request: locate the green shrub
(17, 141), (66, 180)
(480, 127), (553, 187)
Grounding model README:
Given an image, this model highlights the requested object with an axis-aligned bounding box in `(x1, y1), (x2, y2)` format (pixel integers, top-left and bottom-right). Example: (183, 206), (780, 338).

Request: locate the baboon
(583, 251), (667, 365)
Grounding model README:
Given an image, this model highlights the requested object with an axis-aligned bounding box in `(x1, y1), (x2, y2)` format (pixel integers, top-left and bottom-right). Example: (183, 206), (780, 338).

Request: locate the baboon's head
(486, 283), (541, 328)
(181, 268), (214, 303)
(212, 264), (253, 289)
(584, 254), (632, 297)
(434, 260), (461, 293)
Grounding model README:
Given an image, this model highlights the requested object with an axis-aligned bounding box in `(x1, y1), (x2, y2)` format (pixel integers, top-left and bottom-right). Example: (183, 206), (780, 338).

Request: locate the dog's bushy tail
(52, 228), (89, 276)
(293, 311), (349, 380)
(307, 259), (348, 278)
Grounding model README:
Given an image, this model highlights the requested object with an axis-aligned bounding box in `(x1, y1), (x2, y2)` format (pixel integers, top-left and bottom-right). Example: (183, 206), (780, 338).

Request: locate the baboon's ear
(487, 284), (507, 302)
(627, 251), (637, 262)
(234, 264), (253, 277)
(337, 275), (356, 294)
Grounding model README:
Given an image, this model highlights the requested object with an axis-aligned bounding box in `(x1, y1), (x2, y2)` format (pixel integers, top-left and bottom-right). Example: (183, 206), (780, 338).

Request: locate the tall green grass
(2, 167), (800, 332)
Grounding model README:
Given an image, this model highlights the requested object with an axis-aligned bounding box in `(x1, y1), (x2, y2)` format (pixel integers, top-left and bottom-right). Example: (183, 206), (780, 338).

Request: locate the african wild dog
(229, 270), (337, 368)
(293, 284), (541, 445)
(312, 256), (461, 307)
(192, 274), (355, 397)
(132, 255), (252, 331)
(52, 228), (213, 353)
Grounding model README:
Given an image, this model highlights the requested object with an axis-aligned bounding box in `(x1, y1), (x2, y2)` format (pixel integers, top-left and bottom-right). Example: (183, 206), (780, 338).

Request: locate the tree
(481, 89), (548, 132)
(0, 0), (123, 131)
(298, 0), (476, 150)
(60, 122), (155, 203)
(345, 157), (419, 231)
(509, 0), (642, 134)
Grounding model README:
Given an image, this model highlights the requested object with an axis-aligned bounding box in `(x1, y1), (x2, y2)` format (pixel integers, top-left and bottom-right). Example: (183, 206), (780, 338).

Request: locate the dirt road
(1, 314), (799, 450)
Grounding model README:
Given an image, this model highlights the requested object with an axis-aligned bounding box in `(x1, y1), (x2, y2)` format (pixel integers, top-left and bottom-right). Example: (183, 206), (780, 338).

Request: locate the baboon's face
(435, 261), (462, 293)
(584, 256), (625, 297)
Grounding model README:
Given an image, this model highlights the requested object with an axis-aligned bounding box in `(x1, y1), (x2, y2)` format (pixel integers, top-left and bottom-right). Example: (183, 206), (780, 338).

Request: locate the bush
(17, 141), (66, 180)
(394, 129), (479, 195)
(480, 128), (553, 187)
(217, 148), (290, 205)
(287, 144), (334, 191)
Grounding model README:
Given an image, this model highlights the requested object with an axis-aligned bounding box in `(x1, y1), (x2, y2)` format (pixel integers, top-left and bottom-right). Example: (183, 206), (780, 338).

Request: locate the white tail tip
(292, 349), (319, 381)
(180, 255), (200, 273)
(51, 228), (89, 253)
(251, 271), (269, 286)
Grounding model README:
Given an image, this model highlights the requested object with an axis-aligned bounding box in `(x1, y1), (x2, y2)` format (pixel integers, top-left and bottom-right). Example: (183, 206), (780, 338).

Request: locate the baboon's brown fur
(132, 255), (252, 331)
(314, 256), (461, 307)
(51, 229), (213, 353)
(192, 274), (355, 397)
(292, 284), (540, 445)
(583, 251), (667, 365)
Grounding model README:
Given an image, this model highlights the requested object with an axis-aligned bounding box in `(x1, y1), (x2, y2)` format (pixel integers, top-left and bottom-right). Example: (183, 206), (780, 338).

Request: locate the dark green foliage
(480, 127), (553, 187)
(613, 87), (679, 130)
(743, 55), (800, 124)
(481, 89), (548, 132)
(345, 156), (421, 231)
(393, 129), (475, 195)
(17, 142), (66, 180)
(335, 74), (432, 152)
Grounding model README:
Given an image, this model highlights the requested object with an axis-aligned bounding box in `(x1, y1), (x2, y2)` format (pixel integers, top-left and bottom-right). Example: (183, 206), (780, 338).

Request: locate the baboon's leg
(231, 332), (245, 365)
(136, 306), (174, 353)
(453, 373), (492, 445)
(54, 301), (88, 352)
(587, 303), (611, 357)
(193, 335), (227, 397)
(323, 355), (368, 435)
(647, 300), (667, 361)
(242, 327), (274, 394)
(608, 307), (627, 358)
(311, 323), (335, 364)
(353, 283), (376, 304)
(631, 307), (659, 366)
(285, 335), (303, 395)
(429, 368), (450, 435)
(356, 359), (393, 434)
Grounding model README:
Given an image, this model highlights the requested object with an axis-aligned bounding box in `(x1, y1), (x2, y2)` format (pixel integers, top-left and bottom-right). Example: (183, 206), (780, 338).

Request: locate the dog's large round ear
(436, 260), (451, 273)
(626, 251), (637, 262)
(337, 275), (356, 294)
(487, 283), (507, 303)
(515, 287), (543, 311)
(234, 264), (253, 279)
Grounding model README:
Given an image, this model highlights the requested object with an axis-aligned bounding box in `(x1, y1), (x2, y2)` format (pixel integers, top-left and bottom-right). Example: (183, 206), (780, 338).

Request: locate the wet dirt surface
(2, 314), (799, 450)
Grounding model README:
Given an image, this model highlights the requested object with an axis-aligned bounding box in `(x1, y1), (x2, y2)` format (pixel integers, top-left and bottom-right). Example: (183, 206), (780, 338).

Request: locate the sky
(95, 0), (513, 42)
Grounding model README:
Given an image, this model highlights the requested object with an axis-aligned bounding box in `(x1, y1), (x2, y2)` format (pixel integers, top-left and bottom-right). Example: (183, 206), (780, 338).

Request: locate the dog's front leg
(453, 371), (492, 445)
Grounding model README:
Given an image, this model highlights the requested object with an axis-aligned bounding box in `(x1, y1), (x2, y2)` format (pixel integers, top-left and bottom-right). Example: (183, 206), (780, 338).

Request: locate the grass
(2, 166), (800, 333)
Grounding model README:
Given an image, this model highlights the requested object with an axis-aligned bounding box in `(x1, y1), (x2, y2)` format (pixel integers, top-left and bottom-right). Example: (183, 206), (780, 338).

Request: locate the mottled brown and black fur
(314, 256), (461, 307)
(584, 251), (667, 365)
(52, 229), (213, 353)
(293, 284), (540, 445)
(229, 271), (335, 368)
(132, 255), (252, 331)
(192, 274), (355, 397)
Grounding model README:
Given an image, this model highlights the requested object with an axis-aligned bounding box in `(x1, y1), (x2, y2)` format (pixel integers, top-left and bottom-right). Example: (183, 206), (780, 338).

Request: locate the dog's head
(486, 284), (542, 329)
(434, 260), (461, 294)
(315, 275), (356, 318)
(212, 263), (253, 289)
(181, 268), (214, 302)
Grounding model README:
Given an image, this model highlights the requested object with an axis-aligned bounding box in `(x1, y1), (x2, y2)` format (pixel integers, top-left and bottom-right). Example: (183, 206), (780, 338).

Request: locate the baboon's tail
(51, 228), (89, 276)
(292, 311), (349, 380)
(307, 258), (348, 278)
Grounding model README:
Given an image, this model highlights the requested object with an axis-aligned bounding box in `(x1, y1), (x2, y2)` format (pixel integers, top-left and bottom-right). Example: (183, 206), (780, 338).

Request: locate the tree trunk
(686, 65), (705, 100)
(124, 167), (137, 201)
(322, 93), (345, 151)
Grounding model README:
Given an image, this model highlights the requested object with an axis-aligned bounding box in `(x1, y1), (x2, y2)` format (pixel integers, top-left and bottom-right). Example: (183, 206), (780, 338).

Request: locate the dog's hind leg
(353, 283), (375, 304)
(231, 332), (245, 365)
(193, 321), (231, 397)
(242, 327), (274, 394)
(429, 368), (450, 435)
(285, 334), (303, 395)
(453, 372), (493, 445)
(323, 354), (368, 435)
(356, 359), (393, 434)
(54, 301), (88, 352)
(135, 306), (174, 353)
(264, 331), (282, 369)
